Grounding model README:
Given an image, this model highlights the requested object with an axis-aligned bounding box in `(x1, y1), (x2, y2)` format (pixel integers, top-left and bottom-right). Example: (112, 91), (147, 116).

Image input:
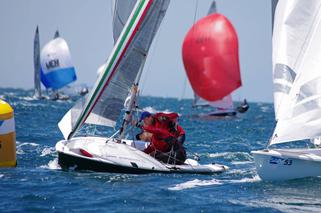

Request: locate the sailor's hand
(131, 85), (138, 94)
(133, 120), (143, 128)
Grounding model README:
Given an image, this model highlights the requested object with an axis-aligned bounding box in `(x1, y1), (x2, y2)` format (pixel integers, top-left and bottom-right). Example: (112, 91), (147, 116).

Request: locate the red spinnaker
(182, 13), (241, 101)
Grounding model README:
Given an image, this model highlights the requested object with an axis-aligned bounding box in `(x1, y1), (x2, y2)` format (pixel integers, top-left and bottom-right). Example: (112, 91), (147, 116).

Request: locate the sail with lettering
(40, 38), (77, 90)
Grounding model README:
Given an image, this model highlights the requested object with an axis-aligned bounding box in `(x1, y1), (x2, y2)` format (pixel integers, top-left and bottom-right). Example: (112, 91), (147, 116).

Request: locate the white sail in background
(272, 0), (321, 120)
(271, 0), (321, 145)
(40, 38), (77, 90)
(194, 94), (234, 110)
(33, 26), (42, 98)
(59, 0), (170, 140)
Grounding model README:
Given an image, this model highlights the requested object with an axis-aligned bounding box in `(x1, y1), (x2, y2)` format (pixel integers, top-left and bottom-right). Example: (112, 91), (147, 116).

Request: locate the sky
(0, 0), (273, 103)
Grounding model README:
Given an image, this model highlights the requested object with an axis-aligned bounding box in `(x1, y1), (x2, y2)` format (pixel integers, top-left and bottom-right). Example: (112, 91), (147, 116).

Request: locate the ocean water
(1, 88), (321, 213)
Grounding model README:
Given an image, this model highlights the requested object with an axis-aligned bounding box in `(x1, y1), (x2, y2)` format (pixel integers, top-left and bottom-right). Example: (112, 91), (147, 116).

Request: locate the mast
(266, 0), (278, 149)
(208, 0), (217, 14)
(54, 30), (60, 39)
(119, 0), (168, 139)
(119, 56), (146, 139)
(271, 0), (278, 30)
(33, 26), (42, 98)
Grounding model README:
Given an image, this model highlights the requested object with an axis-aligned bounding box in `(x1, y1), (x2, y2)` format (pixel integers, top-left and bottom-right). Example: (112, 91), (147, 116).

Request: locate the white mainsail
(59, 0), (170, 140)
(272, 0), (321, 119)
(33, 26), (42, 98)
(270, 0), (321, 145)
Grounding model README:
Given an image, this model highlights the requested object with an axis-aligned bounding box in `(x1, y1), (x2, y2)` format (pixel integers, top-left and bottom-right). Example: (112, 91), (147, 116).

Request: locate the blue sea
(1, 88), (321, 213)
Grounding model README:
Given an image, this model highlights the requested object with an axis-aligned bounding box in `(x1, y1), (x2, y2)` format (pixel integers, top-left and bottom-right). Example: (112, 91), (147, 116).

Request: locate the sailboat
(252, 0), (321, 181)
(33, 27), (80, 100)
(184, 1), (249, 117)
(55, 0), (228, 174)
(33, 26), (42, 99)
(40, 31), (77, 100)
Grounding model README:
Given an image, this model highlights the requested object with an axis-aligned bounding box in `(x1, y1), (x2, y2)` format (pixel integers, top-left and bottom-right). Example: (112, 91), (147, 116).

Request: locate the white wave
(16, 149), (25, 155)
(168, 179), (222, 191)
(0, 174), (4, 178)
(230, 198), (321, 213)
(209, 152), (230, 158)
(20, 96), (37, 101)
(168, 175), (261, 191)
(16, 142), (39, 155)
(39, 158), (61, 170)
(260, 106), (270, 113)
(226, 175), (261, 184)
(40, 147), (55, 157)
(230, 161), (253, 165)
(17, 142), (39, 147)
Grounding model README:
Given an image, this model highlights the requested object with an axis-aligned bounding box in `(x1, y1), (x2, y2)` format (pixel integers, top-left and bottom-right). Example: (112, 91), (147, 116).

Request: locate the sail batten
(59, 0), (170, 140)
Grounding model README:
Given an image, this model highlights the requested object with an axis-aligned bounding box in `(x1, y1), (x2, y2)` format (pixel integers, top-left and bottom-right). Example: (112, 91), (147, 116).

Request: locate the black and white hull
(56, 137), (228, 174)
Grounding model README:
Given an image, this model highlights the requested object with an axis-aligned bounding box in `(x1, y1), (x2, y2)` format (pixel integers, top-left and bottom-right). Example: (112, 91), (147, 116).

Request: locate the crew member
(140, 111), (186, 144)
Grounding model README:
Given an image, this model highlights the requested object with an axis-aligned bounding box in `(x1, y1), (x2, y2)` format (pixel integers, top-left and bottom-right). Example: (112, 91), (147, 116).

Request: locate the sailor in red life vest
(136, 127), (186, 164)
(137, 111), (187, 164)
(139, 111), (186, 144)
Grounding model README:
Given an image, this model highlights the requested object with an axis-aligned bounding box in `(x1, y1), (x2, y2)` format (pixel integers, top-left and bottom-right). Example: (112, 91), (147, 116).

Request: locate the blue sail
(40, 38), (77, 90)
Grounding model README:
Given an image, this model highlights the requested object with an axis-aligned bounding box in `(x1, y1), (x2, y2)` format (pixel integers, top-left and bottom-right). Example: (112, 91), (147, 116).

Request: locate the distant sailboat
(183, 1), (249, 117)
(55, 0), (228, 174)
(33, 26), (42, 99)
(33, 28), (83, 100)
(252, 0), (321, 181)
(40, 32), (77, 100)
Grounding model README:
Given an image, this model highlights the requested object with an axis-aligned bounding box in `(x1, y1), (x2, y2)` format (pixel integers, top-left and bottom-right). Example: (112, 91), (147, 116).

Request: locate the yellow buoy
(0, 99), (16, 167)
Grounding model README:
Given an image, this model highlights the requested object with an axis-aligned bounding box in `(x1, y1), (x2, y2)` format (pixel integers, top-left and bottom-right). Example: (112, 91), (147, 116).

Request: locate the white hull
(252, 148), (321, 181)
(56, 136), (229, 174)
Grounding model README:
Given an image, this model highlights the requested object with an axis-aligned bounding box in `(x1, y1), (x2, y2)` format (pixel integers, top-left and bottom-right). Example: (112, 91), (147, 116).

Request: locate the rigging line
(179, 0), (199, 100)
(193, 0), (199, 25)
(140, 19), (164, 95)
(110, 0), (114, 20)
